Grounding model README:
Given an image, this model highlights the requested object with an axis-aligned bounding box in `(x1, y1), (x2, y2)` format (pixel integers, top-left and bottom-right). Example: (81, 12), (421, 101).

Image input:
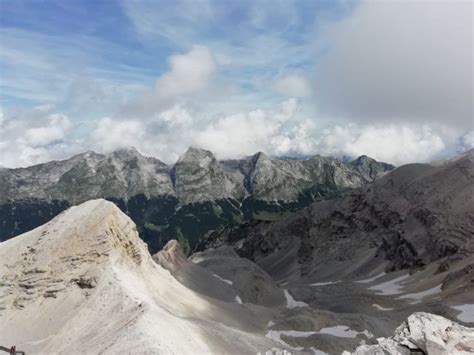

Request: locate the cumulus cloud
(155, 45), (216, 99)
(315, 124), (447, 165)
(272, 75), (312, 97)
(0, 106), (76, 167)
(88, 99), (300, 162)
(193, 98), (298, 158)
(91, 117), (145, 152)
(315, 0), (473, 127)
(123, 45), (219, 117)
(86, 97), (459, 166)
(24, 114), (71, 146)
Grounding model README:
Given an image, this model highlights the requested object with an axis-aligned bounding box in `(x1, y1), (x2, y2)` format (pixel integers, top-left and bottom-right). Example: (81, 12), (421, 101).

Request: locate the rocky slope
(193, 150), (474, 352)
(0, 200), (287, 354)
(0, 147), (393, 252)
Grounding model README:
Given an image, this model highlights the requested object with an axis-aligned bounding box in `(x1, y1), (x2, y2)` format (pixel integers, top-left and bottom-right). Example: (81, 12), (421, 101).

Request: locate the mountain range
(0, 147), (393, 252)
(0, 148), (473, 354)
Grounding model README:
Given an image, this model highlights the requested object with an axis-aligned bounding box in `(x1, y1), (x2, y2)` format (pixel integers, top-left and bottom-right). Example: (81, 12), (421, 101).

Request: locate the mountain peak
(110, 146), (143, 159)
(178, 147), (215, 164)
(251, 151), (271, 163)
(351, 155), (375, 165)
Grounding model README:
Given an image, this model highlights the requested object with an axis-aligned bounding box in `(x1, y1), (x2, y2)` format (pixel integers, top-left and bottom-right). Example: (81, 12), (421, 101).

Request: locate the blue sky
(1, 0), (349, 109)
(0, 0), (472, 167)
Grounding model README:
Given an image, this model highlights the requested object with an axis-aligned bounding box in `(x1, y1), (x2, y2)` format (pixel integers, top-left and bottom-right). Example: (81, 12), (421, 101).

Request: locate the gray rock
(345, 312), (474, 355)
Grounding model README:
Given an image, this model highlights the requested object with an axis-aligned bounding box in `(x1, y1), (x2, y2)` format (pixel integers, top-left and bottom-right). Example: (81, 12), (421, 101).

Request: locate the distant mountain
(196, 149), (474, 289)
(0, 147), (394, 251)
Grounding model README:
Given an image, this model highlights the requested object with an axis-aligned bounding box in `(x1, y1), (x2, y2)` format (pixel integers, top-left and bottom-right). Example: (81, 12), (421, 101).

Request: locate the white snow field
(0, 199), (284, 354)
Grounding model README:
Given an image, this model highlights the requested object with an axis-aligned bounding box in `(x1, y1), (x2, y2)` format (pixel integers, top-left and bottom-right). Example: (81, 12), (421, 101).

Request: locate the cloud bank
(315, 0), (473, 127)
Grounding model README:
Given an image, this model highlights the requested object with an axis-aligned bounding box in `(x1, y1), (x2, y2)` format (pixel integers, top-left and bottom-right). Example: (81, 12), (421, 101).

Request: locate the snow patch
(398, 284), (442, 302)
(452, 304), (474, 322)
(283, 289), (307, 309)
(372, 303), (394, 311)
(310, 281), (340, 286)
(257, 347), (292, 355)
(235, 296), (243, 304)
(310, 348), (329, 355)
(317, 326), (373, 339)
(368, 274), (410, 295)
(355, 272), (386, 284)
(265, 330), (316, 351)
(212, 273), (233, 285)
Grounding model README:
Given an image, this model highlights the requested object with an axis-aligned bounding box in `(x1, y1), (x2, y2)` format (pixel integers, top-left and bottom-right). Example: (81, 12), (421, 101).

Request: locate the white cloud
(86, 99), (300, 162)
(315, 0), (473, 127)
(23, 114), (71, 146)
(0, 98), (465, 168)
(155, 105), (193, 128)
(122, 45), (220, 117)
(87, 99), (456, 166)
(461, 131), (474, 149)
(0, 107), (78, 167)
(91, 117), (145, 152)
(155, 45), (216, 99)
(315, 124), (447, 165)
(193, 98), (297, 158)
(272, 75), (311, 97)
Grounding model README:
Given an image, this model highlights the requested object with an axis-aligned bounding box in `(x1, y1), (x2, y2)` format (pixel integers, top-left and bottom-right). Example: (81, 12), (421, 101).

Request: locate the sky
(0, 0), (472, 167)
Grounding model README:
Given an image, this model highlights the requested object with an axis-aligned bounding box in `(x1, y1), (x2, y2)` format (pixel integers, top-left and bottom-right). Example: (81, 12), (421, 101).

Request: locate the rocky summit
(0, 147), (393, 252)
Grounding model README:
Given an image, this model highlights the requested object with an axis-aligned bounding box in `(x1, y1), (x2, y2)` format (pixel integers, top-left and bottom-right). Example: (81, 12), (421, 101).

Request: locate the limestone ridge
(0, 200), (149, 313)
(0, 146), (394, 205)
(0, 199), (285, 354)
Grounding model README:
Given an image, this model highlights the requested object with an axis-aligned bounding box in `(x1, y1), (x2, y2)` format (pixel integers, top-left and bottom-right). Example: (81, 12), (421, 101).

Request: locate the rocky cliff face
(172, 147), (245, 204)
(0, 147), (393, 251)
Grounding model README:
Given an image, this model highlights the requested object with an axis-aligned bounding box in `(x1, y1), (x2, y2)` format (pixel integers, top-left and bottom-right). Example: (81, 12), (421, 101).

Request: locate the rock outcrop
(346, 312), (474, 355)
